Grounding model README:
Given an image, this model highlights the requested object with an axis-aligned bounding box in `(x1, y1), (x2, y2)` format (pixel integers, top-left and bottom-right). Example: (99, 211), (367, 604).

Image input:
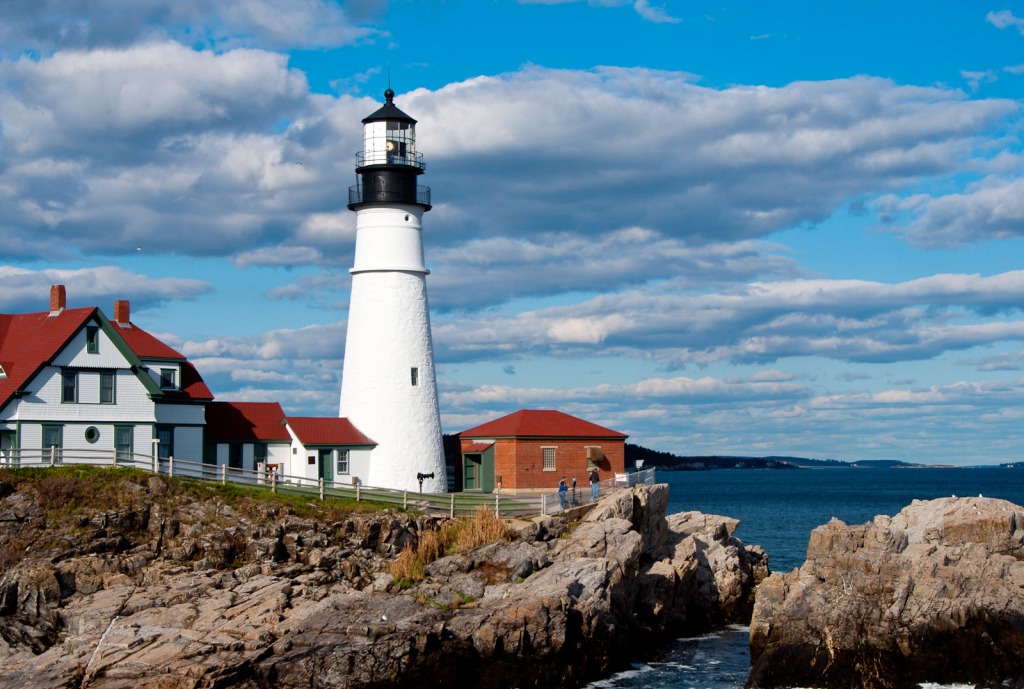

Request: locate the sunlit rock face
(0, 480), (769, 689)
(748, 496), (1024, 689)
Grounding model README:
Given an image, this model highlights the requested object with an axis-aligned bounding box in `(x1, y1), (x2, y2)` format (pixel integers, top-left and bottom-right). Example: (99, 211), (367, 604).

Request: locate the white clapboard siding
(14, 368), (156, 422)
(78, 371), (100, 404)
(54, 322), (132, 369)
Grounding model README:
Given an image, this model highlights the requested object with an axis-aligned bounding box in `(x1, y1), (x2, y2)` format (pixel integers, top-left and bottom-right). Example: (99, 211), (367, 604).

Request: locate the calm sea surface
(590, 467), (1024, 689)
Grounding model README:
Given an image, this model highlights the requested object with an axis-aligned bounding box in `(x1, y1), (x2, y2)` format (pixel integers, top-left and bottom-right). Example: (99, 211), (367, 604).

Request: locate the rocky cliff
(0, 469), (766, 689)
(748, 496), (1024, 689)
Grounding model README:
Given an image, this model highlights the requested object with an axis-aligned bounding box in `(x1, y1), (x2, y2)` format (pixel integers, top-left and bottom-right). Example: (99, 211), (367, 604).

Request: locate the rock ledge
(0, 475), (766, 689)
(749, 496), (1024, 689)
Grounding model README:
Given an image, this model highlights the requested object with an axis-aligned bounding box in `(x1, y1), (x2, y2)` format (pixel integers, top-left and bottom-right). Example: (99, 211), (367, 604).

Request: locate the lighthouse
(340, 89), (447, 493)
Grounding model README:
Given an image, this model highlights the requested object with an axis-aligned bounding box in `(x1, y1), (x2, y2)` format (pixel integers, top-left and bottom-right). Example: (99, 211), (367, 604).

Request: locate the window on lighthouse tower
(411, 367), (419, 386)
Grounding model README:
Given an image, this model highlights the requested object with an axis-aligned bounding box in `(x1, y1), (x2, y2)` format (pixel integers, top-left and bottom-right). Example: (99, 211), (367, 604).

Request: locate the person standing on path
(590, 468), (600, 500)
(558, 477), (568, 510)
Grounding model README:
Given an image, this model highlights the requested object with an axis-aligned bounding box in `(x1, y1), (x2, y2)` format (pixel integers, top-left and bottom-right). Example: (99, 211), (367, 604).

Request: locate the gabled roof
(288, 417), (376, 447)
(0, 302), (212, 409)
(463, 442), (494, 453)
(460, 409), (628, 440)
(206, 402), (290, 442)
(0, 307), (96, 409)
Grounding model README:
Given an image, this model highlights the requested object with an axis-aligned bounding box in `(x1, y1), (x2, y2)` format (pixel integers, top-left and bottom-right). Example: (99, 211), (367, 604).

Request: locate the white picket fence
(0, 447), (656, 519)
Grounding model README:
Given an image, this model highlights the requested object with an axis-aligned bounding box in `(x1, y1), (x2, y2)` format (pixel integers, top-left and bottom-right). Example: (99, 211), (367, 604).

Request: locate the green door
(318, 449), (333, 484)
(463, 454), (480, 491)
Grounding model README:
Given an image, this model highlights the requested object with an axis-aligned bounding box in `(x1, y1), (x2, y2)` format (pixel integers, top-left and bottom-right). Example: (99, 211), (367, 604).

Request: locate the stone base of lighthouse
(339, 269), (446, 493)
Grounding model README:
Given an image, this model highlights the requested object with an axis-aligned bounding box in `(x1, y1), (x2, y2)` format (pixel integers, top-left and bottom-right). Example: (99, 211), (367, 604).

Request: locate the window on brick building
(542, 446), (556, 471)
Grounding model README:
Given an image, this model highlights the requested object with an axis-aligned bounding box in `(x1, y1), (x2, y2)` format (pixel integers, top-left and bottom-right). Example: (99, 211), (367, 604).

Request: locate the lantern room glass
(360, 120), (421, 168)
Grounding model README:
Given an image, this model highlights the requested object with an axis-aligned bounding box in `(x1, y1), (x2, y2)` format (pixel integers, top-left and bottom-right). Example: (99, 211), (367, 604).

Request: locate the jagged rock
(0, 476), (766, 689)
(748, 496), (1024, 689)
(633, 510), (768, 636)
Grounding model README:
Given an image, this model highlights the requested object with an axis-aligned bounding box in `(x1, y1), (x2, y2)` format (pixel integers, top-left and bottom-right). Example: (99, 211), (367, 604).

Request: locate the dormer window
(159, 368), (177, 389)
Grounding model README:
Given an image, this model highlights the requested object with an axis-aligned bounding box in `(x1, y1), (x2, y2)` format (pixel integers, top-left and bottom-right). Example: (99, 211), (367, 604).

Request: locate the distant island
(625, 444), (936, 470)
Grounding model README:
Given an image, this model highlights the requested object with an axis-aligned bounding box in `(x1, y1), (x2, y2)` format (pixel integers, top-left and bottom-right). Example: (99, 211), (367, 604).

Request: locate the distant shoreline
(626, 443), (1023, 471)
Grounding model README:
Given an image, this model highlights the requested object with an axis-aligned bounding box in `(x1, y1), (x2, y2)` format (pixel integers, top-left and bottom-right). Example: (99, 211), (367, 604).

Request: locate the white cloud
(875, 176), (1024, 247)
(2, 63), (1018, 272)
(432, 269), (1024, 365)
(516, 0), (679, 24)
(233, 245), (322, 268)
(633, 0), (680, 24)
(0, 0), (380, 53)
(0, 42), (308, 157)
(427, 231), (799, 309)
(0, 265), (211, 312)
(987, 10), (1024, 35)
(408, 69), (1017, 246)
(960, 69), (998, 91)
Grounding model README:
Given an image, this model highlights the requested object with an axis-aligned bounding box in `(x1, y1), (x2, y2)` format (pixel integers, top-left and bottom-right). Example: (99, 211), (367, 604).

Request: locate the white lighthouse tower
(340, 89), (446, 493)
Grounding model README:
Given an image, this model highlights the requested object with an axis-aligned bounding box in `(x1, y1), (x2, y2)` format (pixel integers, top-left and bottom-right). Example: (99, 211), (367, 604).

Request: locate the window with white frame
(586, 446), (603, 469)
(542, 446), (556, 471)
(336, 449), (350, 475)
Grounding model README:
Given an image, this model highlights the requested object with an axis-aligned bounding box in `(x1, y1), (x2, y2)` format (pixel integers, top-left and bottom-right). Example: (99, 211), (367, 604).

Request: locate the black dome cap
(362, 88), (416, 124)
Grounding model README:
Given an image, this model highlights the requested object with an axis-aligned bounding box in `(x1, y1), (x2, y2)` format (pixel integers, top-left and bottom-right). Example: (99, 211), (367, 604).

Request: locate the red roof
(206, 402), (290, 442)
(110, 320), (212, 400)
(112, 321), (186, 360)
(0, 304), (212, 408)
(287, 417), (376, 446)
(463, 442), (494, 453)
(0, 308), (95, 409)
(460, 410), (628, 440)
(160, 361), (214, 401)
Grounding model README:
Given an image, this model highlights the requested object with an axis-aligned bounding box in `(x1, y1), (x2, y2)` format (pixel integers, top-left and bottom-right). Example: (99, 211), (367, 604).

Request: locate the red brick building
(458, 410), (627, 494)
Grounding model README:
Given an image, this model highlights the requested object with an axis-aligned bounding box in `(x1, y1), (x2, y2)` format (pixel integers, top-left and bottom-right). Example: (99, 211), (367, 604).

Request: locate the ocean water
(592, 467), (1024, 689)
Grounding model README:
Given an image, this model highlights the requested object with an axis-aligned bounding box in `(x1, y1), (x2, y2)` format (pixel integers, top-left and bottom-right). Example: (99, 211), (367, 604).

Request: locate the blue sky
(2, 1), (1024, 464)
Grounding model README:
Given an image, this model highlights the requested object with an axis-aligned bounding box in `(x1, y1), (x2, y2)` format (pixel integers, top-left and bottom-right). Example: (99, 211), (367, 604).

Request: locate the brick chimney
(49, 285), (66, 315)
(114, 299), (130, 326)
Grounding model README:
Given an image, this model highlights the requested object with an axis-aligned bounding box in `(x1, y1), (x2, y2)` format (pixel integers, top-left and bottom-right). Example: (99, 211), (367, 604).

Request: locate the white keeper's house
(0, 285), (377, 484)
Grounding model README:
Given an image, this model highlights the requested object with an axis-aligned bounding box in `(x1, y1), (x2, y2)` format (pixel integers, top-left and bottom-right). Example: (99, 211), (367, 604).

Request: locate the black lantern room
(348, 89), (431, 211)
